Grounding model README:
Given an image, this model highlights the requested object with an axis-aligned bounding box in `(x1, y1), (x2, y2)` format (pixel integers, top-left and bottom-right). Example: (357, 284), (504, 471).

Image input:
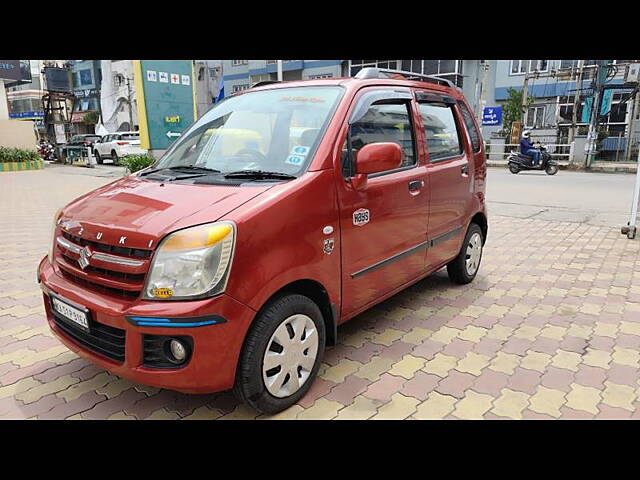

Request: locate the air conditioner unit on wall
(625, 64), (640, 83)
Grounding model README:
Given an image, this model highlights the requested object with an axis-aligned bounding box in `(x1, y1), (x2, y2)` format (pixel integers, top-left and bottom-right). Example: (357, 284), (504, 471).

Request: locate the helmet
(522, 130), (531, 138)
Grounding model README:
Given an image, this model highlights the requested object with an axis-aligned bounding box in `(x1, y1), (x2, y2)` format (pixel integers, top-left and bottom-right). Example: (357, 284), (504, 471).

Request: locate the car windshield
(152, 86), (344, 176)
(120, 133), (139, 140)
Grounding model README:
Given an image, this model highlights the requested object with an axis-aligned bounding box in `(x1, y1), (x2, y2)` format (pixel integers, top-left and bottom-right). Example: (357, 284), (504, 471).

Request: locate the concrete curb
(0, 159), (44, 172)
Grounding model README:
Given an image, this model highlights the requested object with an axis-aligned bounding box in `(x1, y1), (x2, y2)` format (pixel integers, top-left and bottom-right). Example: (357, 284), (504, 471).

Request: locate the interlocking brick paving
(1, 167), (640, 419)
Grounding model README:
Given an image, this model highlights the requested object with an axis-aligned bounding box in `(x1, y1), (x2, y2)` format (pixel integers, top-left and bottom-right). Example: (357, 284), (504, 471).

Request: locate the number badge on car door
(353, 208), (370, 226)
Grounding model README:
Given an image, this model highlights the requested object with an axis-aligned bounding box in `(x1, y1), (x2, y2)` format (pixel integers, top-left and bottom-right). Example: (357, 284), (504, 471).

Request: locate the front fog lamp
(169, 339), (187, 362)
(144, 221), (236, 300)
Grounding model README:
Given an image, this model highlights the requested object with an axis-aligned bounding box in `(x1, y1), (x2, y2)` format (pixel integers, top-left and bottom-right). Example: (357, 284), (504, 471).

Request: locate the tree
(500, 87), (533, 137)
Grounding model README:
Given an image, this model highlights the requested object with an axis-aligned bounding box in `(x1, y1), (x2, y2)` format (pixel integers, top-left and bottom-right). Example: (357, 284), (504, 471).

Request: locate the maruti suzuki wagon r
(38, 67), (487, 414)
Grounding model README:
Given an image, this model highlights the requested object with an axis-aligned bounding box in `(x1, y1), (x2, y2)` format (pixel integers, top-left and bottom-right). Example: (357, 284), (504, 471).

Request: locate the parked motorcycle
(507, 144), (558, 175)
(37, 141), (57, 162)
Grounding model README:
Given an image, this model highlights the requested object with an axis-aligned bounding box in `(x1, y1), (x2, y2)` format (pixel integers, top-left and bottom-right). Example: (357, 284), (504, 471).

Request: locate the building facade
(70, 60), (102, 134)
(481, 60), (640, 157)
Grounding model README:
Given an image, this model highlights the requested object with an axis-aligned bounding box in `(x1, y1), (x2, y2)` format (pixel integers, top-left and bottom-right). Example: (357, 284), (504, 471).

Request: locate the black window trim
(345, 96), (419, 179)
(418, 100), (466, 164)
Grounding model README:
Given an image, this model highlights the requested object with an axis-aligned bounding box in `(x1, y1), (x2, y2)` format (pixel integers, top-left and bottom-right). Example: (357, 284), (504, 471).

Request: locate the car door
(336, 87), (429, 318)
(96, 135), (108, 155)
(416, 91), (473, 271)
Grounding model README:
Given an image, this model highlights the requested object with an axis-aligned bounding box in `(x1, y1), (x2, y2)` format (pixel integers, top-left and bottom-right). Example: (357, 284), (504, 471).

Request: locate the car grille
(55, 232), (153, 299)
(52, 310), (126, 363)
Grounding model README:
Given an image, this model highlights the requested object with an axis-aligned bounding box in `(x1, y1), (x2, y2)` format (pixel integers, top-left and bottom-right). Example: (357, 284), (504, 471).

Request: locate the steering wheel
(236, 149), (267, 162)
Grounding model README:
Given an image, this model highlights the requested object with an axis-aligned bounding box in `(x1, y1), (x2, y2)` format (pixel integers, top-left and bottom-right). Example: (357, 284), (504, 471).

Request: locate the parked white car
(93, 131), (146, 165)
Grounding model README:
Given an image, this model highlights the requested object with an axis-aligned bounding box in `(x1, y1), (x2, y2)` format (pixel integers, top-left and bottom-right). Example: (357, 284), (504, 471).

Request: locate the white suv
(93, 131), (146, 165)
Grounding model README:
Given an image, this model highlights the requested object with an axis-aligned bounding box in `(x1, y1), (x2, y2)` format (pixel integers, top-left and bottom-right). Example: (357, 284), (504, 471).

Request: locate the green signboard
(134, 60), (195, 151)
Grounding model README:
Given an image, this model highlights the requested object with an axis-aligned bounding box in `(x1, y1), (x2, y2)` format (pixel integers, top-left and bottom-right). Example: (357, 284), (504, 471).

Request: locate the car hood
(59, 175), (274, 250)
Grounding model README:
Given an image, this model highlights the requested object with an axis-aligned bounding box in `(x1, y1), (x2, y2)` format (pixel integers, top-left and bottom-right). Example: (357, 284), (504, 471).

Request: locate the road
(487, 167), (636, 228)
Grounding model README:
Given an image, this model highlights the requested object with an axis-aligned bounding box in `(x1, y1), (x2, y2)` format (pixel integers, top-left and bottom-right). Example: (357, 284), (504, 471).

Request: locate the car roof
(243, 76), (463, 98)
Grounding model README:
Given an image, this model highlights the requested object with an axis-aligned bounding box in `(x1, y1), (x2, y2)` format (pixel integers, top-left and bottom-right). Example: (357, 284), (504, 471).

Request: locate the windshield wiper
(223, 170), (296, 180)
(140, 165), (221, 177)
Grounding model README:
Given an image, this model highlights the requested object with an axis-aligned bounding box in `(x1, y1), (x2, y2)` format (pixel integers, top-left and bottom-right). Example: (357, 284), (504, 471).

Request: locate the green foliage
(119, 154), (156, 173)
(0, 147), (41, 163)
(500, 87), (533, 137)
(81, 111), (99, 125)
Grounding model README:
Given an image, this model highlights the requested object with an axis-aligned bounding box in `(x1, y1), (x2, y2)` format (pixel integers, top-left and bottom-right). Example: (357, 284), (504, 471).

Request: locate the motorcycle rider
(520, 130), (540, 166)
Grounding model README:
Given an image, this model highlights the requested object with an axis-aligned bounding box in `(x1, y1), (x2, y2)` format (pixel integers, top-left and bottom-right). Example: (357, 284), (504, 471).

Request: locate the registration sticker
(285, 155), (305, 166)
(353, 208), (370, 226)
(291, 146), (310, 156)
(152, 287), (174, 299)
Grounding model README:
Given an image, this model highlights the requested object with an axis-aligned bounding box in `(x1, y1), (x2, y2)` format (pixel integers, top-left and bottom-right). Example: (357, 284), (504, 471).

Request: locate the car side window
(343, 101), (416, 178)
(457, 102), (481, 153)
(418, 102), (464, 162)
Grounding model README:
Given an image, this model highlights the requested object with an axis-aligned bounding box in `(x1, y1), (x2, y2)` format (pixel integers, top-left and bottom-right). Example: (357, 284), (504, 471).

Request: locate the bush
(119, 154), (156, 173)
(0, 147), (41, 163)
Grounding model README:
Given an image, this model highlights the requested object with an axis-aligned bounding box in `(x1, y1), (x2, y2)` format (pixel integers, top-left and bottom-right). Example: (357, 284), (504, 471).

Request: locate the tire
(447, 223), (484, 285)
(95, 151), (103, 165)
(508, 163), (520, 174)
(111, 151), (119, 165)
(545, 164), (558, 175)
(233, 293), (326, 414)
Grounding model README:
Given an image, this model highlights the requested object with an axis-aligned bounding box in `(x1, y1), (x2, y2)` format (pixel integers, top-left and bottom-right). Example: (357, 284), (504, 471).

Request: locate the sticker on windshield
(285, 155), (305, 166)
(291, 146), (310, 156)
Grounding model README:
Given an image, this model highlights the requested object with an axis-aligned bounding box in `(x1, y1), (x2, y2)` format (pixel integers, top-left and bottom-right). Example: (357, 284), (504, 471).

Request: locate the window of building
(457, 102), (481, 152)
(79, 69), (92, 86)
(232, 60), (248, 66)
(525, 106), (545, 128)
(309, 73), (333, 79)
(510, 60), (548, 75)
(345, 101), (416, 177)
(349, 60), (463, 87)
(418, 103), (463, 161)
(232, 84), (250, 93)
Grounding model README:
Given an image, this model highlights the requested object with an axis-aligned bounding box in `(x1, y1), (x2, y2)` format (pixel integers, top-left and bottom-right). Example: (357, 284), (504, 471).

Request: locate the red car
(38, 68), (487, 414)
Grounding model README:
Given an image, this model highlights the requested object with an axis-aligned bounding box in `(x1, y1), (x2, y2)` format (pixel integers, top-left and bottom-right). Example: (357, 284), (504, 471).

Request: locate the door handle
(461, 165), (469, 175)
(408, 180), (424, 192)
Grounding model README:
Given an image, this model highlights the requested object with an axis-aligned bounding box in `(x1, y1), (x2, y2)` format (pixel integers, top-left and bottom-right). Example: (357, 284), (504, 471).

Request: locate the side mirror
(355, 142), (403, 175)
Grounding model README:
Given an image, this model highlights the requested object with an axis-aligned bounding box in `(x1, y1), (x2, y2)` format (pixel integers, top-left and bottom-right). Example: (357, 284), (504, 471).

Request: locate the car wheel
(447, 223), (484, 285)
(111, 151), (119, 165)
(545, 164), (558, 175)
(95, 151), (103, 165)
(508, 163), (520, 174)
(234, 293), (326, 414)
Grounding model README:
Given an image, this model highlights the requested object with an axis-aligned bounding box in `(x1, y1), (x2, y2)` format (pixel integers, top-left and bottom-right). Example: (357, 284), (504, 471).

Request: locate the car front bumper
(37, 256), (256, 394)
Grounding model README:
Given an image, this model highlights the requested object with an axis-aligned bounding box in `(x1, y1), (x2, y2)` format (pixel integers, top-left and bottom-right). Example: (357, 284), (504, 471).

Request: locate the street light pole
(569, 60), (584, 144)
(277, 60), (283, 82)
(585, 60), (611, 168)
(126, 76), (134, 131)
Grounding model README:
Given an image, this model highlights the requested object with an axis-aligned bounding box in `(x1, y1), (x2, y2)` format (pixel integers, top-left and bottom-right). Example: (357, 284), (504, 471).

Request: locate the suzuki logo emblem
(78, 246), (92, 270)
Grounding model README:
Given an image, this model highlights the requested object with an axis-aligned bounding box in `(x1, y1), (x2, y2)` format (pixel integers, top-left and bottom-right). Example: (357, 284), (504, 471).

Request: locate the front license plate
(51, 296), (89, 331)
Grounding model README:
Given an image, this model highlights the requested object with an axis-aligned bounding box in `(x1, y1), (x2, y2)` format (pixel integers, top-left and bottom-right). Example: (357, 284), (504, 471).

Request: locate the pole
(521, 72), (530, 124)
(569, 60), (584, 144)
(126, 77), (134, 131)
(476, 61), (488, 123)
(276, 60), (283, 81)
(622, 146), (640, 239)
(625, 89), (639, 162)
(585, 60), (611, 168)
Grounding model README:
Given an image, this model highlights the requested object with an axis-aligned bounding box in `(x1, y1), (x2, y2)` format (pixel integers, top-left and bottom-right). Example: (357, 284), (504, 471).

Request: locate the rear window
(457, 102), (481, 152)
(418, 103), (463, 162)
(85, 136), (101, 142)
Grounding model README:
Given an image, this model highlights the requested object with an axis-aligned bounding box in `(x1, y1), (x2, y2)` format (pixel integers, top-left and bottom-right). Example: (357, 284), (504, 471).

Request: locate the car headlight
(48, 208), (63, 265)
(143, 221), (236, 300)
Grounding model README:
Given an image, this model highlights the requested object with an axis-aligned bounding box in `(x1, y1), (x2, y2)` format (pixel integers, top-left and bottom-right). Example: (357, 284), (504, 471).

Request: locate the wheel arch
(470, 211), (488, 245)
(253, 279), (337, 347)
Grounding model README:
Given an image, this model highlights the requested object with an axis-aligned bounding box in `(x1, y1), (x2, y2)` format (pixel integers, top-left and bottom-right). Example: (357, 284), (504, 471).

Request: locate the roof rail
(354, 67), (457, 89)
(251, 80), (282, 88)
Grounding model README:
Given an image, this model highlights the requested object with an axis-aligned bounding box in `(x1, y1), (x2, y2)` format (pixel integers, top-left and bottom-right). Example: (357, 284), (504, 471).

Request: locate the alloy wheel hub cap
(262, 314), (318, 398)
(465, 232), (482, 276)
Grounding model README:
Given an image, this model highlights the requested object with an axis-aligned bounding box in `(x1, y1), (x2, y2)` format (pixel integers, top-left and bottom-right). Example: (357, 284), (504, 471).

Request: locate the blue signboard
(9, 111), (44, 119)
(482, 106), (502, 126)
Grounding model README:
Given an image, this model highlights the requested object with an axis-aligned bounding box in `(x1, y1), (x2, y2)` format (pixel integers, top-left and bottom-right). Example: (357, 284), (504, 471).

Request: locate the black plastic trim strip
(350, 225), (464, 279)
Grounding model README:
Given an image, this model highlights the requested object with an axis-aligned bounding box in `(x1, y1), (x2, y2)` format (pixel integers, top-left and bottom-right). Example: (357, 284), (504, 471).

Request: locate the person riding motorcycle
(520, 130), (540, 166)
